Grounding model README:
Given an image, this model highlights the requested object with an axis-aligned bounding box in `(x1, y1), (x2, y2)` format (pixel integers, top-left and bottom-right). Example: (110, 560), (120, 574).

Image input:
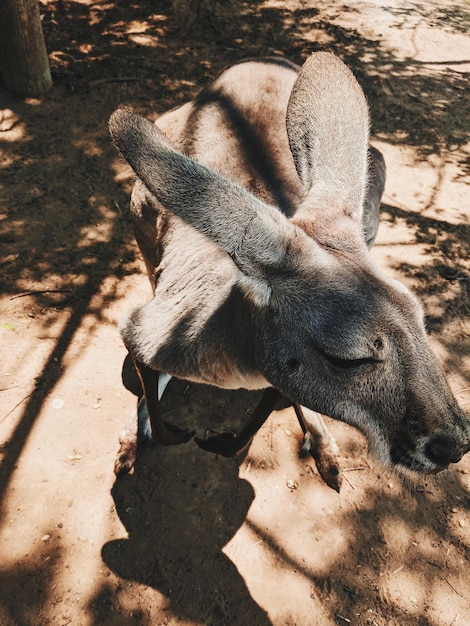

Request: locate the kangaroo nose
(425, 433), (464, 466)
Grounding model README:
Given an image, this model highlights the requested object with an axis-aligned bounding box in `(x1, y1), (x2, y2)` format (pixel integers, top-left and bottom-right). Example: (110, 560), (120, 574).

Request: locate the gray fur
(110, 52), (469, 475)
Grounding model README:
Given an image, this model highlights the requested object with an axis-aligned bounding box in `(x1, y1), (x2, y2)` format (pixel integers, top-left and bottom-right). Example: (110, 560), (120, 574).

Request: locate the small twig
(343, 466), (367, 472)
(1, 391), (33, 424)
(443, 577), (463, 598)
(341, 472), (355, 490)
(10, 289), (73, 300)
(335, 615), (351, 624)
(90, 77), (140, 86)
(392, 565), (404, 574)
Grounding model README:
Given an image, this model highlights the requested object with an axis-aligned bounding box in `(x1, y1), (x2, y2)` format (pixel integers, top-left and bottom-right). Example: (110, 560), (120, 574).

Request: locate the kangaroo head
(110, 52), (470, 476)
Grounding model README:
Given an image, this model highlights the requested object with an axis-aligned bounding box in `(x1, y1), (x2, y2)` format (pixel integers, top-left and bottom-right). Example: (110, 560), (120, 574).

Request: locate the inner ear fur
(286, 52), (370, 228)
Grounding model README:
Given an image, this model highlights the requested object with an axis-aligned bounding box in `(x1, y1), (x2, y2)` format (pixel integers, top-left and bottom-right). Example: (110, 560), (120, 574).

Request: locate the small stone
(287, 479), (298, 490)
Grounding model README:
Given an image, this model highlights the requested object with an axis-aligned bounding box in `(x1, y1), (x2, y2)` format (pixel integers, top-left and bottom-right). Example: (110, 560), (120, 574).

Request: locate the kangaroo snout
(390, 407), (470, 475)
(421, 395), (470, 471)
(425, 431), (469, 467)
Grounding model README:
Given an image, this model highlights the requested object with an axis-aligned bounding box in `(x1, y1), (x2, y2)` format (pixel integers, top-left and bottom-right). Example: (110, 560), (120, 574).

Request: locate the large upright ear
(286, 52), (370, 236)
(109, 109), (317, 306)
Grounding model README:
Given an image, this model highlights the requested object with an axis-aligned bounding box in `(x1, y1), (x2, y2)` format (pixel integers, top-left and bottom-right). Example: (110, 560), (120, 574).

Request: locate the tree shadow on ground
(35, 0), (470, 159)
(378, 202), (470, 381)
(0, 78), (140, 517)
(0, 0), (469, 623)
(0, 535), (65, 625)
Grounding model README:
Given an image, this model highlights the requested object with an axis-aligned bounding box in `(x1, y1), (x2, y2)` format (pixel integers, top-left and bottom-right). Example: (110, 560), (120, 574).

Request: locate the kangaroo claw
(300, 431), (342, 492)
(311, 450), (342, 493)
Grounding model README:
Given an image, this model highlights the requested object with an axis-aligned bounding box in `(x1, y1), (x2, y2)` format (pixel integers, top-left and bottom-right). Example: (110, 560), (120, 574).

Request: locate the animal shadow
(102, 380), (272, 626)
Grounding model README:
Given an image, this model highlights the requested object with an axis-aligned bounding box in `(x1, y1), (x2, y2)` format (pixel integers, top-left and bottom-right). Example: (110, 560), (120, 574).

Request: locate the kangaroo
(109, 52), (470, 489)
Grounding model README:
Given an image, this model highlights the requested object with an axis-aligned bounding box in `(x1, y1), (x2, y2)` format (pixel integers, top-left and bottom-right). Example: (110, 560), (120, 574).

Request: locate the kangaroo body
(110, 53), (469, 482)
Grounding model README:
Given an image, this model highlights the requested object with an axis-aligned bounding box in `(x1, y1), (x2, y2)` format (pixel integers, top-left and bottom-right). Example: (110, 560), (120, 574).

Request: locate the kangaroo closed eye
(316, 347), (378, 370)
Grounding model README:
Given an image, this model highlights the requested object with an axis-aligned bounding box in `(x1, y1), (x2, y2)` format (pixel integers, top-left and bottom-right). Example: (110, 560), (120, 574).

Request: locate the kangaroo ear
(286, 52), (370, 235)
(109, 108), (315, 306)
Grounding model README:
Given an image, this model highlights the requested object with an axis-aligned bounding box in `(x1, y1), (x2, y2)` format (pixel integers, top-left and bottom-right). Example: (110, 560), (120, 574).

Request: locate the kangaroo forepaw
(114, 418), (194, 478)
(313, 454), (342, 493)
(195, 430), (239, 457)
(114, 437), (137, 477)
(300, 432), (342, 492)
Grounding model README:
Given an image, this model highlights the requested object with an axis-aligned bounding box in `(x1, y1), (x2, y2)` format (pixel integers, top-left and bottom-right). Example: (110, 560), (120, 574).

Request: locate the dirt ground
(1, 0), (469, 624)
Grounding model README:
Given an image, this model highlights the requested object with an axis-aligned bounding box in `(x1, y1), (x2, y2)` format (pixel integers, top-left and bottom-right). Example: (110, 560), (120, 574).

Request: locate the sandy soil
(1, 0), (469, 624)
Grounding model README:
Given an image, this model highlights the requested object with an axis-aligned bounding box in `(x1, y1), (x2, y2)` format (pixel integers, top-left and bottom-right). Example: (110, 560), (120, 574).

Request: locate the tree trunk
(0, 0), (52, 97)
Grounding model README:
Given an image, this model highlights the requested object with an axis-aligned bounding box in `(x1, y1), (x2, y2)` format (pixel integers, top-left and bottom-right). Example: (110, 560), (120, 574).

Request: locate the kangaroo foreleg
(114, 396), (152, 476)
(293, 404), (342, 492)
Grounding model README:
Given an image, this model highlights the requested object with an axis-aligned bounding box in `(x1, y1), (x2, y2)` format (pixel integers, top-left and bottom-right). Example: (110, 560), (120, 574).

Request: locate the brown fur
(110, 52), (470, 478)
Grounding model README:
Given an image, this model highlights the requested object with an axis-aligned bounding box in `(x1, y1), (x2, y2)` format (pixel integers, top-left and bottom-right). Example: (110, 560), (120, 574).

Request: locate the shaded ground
(0, 0), (469, 624)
